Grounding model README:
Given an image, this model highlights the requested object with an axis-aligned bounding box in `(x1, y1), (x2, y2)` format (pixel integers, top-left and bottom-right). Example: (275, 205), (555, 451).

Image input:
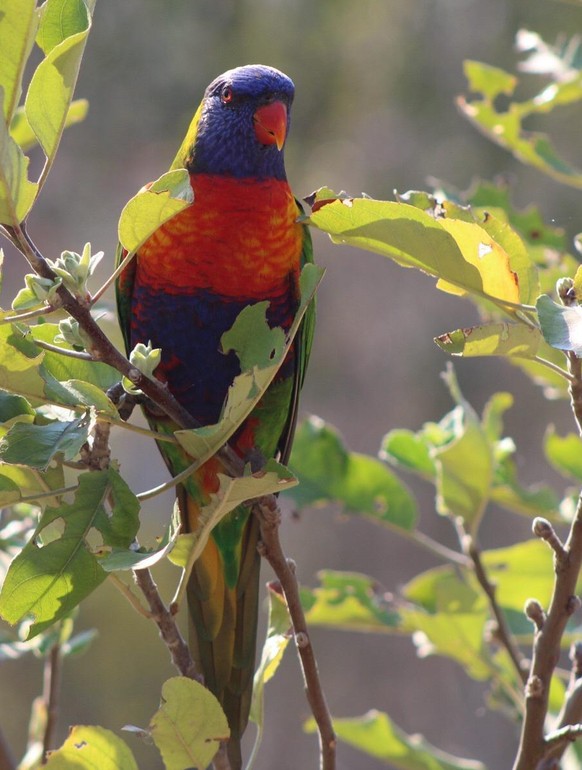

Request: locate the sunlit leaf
(25, 0), (92, 170)
(150, 677), (229, 770)
(307, 191), (532, 311)
(117, 169), (193, 253)
(44, 725), (138, 770)
(301, 570), (400, 633)
(305, 710), (486, 769)
(10, 99), (88, 152)
(459, 58), (582, 188)
(248, 586), (292, 767)
(287, 416), (417, 531)
(0, 0), (37, 122)
(380, 429), (436, 479)
(0, 93), (38, 224)
(435, 322), (541, 359)
(537, 294), (582, 355)
(545, 428), (582, 483)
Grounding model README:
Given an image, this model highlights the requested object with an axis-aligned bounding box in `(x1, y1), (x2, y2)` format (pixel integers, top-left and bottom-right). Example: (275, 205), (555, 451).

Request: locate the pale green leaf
(10, 99), (88, 152)
(435, 322), (541, 359)
(537, 294), (582, 355)
(25, 0), (91, 167)
(544, 428), (582, 483)
(0, 0), (38, 122)
(44, 725), (138, 770)
(117, 169), (193, 253)
(150, 677), (229, 770)
(306, 710), (486, 769)
(302, 570), (400, 633)
(248, 587), (292, 767)
(0, 92), (38, 224)
(307, 192), (531, 311)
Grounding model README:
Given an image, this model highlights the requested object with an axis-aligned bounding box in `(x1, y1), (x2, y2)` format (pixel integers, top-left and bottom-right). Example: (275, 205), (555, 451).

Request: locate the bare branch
(41, 642), (62, 762)
(254, 496), (336, 770)
(132, 568), (201, 683)
(464, 535), (528, 685)
(0, 729), (15, 770)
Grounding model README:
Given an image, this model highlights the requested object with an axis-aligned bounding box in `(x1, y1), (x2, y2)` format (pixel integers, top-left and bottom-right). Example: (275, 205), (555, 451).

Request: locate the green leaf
(537, 294), (582, 355)
(0, 469), (139, 636)
(0, 412), (93, 469)
(36, 0), (89, 54)
(380, 429), (436, 479)
(287, 416), (417, 531)
(117, 169), (193, 253)
(305, 710), (486, 770)
(0, 0), (38, 122)
(432, 370), (493, 531)
(302, 570), (400, 633)
(0, 91), (38, 224)
(0, 323), (47, 402)
(545, 428), (582, 483)
(248, 586), (292, 767)
(150, 677), (229, 770)
(435, 322), (541, 359)
(0, 462), (65, 507)
(44, 725), (138, 770)
(10, 99), (88, 152)
(307, 191), (531, 312)
(25, 0), (92, 168)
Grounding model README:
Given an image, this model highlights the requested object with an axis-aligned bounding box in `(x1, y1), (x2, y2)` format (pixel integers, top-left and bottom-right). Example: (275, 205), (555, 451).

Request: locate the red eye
(221, 86), (233, 104)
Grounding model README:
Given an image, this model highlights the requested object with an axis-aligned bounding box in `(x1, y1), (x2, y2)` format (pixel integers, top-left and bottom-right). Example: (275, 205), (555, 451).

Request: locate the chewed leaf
(44, 725), (138, 770)
(459, 57), (582, 188)
(307, 191), (533, 312)
(0, 412), (94, 469)
(435, 322), (541, 359)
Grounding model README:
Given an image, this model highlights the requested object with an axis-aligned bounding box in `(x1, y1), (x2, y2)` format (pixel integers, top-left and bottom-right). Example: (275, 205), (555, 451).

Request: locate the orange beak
(253, 101), (287, 150)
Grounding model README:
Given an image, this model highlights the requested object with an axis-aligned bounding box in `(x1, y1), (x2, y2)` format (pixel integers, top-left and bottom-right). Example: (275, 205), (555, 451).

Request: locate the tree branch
(41, 642), (62, 762)
(0, 729), (15, 770)
(463, 534), (528, 686)
(132, 567), (201, 683)
(254, 496), (336, 770)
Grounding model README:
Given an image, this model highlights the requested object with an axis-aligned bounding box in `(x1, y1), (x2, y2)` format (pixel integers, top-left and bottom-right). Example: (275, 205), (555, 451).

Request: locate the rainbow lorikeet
(115, 65), (315, 766)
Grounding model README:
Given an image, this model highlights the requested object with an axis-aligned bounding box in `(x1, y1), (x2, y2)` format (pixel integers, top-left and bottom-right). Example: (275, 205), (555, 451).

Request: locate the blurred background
(2, 0), (582, 767)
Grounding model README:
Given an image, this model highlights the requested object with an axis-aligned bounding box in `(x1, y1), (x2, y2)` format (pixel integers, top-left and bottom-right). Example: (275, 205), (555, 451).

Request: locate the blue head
(186, 65), (295, 180)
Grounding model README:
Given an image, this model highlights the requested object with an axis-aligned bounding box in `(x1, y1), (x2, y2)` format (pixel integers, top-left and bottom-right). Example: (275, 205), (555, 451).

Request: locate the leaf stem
(89, 247), (135, 305)
(32, 337), (94, 361)
(0, 305), (55, 324)
(533, 355), (574, 383)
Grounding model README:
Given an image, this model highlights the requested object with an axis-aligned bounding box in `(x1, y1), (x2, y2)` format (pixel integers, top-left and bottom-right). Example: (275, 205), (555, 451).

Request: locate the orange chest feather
(137, 174), (304, 298)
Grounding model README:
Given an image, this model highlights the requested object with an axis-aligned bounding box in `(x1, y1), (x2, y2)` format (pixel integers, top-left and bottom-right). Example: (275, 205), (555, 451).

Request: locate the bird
(115, 64), (315, 768)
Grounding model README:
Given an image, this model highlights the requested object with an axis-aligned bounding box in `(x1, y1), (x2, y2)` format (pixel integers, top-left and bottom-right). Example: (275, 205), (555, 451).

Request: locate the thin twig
(254, 495), (336, 770)
(0, 305), (55, 324)
(132, 568), (201, 683)
(41, 642), (62, 763)
(108, 574), (152, 618)
(0, 728), (15, 770)
(32, 337), (94, 361)
(464, 534), (528, 685)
